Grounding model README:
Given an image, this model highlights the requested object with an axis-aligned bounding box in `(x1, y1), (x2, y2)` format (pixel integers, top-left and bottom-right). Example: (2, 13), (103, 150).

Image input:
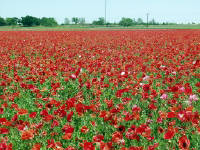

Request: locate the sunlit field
(0, 30), (200, 150)
(1, 24), (200, 31)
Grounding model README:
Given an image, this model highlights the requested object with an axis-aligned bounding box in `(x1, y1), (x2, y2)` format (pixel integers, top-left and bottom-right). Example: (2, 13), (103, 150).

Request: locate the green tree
(21, 15), (40, 26)
(72, 17), (79, 24)
(132, 18), (137, 25)
(64, 18), (70, 25)
(17, 18), (22, 25)
(119, 18), (133, 27)
(149, 19), (157, 25)
(79, 18), (86, 25)
(6, 17), (19, 26)
(137, 18), (144, 25)
(92, 17), (105, 25)
(0, 17), (7, 26)
(40, 17), (58, 26)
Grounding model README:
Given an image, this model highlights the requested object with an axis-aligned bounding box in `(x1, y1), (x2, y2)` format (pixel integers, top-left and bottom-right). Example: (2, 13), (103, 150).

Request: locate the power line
(146, 13), (149, 28)
(105, 0), (107, 24)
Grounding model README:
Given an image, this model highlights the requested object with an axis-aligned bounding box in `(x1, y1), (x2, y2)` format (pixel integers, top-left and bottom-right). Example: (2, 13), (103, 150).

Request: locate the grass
(1, 24), (200, 31)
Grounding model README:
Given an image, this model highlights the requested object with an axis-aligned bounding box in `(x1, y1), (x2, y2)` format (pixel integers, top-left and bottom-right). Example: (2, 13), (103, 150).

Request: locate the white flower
(23, 126), (28, 131)
(178, 113), (184, 119)
(179, 87), (185, 92)
(160, 93), (168, 100)
(70, 74), (77, 79)
(189, 94), (198, 102)
(160, 65), (166, 69)
(80, 68), (83, 73)
(121, 72), (125, 76)
(139, 83), (144, 86)
(172, 71), (176, 75)
(143, 75), (150, 81)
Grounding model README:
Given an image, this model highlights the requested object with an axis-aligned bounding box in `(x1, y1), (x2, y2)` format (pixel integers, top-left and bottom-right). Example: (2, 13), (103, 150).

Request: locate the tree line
(63, 17), (173, 26)
(0, 15), (178, 27)
(0, 16), (58, 27)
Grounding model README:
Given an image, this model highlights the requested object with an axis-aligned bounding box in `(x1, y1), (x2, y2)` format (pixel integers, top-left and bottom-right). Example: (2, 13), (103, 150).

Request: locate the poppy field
(0, 30), (200, 150)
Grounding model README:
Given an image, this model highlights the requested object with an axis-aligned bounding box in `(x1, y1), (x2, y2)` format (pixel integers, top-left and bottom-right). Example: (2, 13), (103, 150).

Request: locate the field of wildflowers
(0, 30), (200, 149)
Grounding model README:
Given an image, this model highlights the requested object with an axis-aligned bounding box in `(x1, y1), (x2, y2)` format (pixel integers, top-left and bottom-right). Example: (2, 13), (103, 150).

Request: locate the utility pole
(146, 13), (149, 28)
(105, 0), (107, 25)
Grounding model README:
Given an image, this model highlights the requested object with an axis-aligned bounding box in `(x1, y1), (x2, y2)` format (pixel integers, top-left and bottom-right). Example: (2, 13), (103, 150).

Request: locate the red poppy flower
(29, 112), (37, 118)
(0, 128), (9, 134)
(143, 84), (150, 92)
(62, 133), (72, 140)
(47, 139), (56, 149)
(167, 112), (176, 118)
(32, 143), (41, 150)
(17, 108), (28, 115)
(75, 103), (86, 115)
(43, 114), (54, 122)
(157, 127), (164, 133)
(11, 114), (18, 122)
(148, 143), (159, 150)
(148, 103), (157, 110)
(118, 125), (126, 133)
(129, 146), (143, 150)
(93, 134), (104, 142)
(45, 103), (53, 109)
(83, 142), (95, 150)
(164, 129), (175, 140)
(40, 109), (48, 116)
(195, 82), (200, 87)
(65, 146), (76, 150)
(67, 111), (73, 122)
(62, 124), (74, 134)
(104, 99), (113, 108)
(51, 120), (59, 128)
(0, 108), (3, 114)
(21, 129), (34, 140)
(116, 89), (129, 97)
(112, 131), (123, 143)
(0, 142), (12, 150)
(171, 86), (179, 92)
(178, 135), (190, 150)
(0, 118), (7, 124)
(81, 126), (89, 134)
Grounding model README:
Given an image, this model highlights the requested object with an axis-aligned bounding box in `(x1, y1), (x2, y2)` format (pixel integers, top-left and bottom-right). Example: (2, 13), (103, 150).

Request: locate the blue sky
(1, 0), (200, 24)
